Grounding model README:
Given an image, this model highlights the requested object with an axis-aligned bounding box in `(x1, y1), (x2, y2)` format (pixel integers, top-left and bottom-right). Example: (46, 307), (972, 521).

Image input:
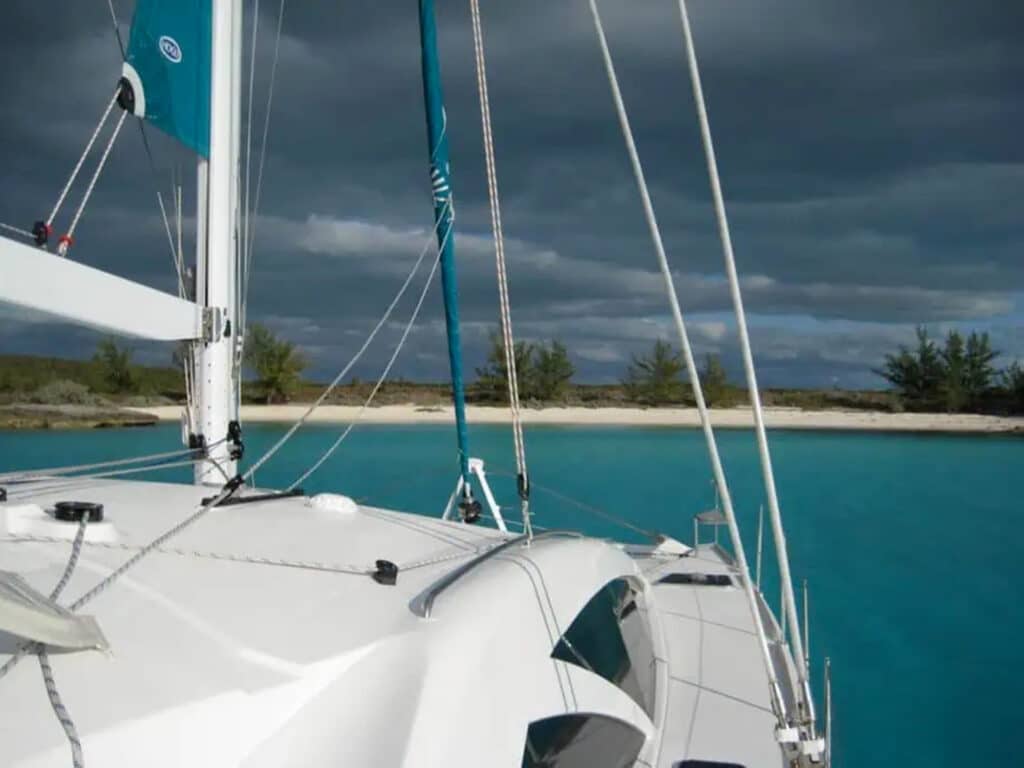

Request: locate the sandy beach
(135, 404), (1024, 433)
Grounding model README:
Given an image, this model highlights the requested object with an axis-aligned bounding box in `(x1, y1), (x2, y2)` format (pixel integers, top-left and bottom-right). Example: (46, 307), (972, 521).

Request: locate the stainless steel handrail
(410, 529), (582, 619)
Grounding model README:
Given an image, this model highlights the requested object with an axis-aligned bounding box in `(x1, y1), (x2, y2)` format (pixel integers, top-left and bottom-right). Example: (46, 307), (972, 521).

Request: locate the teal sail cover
(123, 0), (212, 157)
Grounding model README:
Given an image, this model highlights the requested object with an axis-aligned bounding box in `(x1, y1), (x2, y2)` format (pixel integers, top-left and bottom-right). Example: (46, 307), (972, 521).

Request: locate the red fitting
(58, 234), (73, 247)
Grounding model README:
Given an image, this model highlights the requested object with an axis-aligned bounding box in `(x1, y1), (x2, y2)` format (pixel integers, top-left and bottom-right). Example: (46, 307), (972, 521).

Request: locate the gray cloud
(0, 0), (1021, 388)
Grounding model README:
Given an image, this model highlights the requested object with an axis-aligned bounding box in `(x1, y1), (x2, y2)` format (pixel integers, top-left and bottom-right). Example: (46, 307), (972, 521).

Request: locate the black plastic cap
(116, 76), (136, 113)
(31, 220), (48, 246)
(53, 501), (104, 523)
(372, 559), (398, 586)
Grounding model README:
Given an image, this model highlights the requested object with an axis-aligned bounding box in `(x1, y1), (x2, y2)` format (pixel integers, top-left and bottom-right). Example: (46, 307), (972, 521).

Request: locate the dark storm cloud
(0, 0), (1021, 387)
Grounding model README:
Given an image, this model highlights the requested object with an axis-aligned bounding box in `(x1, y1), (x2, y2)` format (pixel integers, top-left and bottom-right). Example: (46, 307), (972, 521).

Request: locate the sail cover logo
(158, 36), (182, 63)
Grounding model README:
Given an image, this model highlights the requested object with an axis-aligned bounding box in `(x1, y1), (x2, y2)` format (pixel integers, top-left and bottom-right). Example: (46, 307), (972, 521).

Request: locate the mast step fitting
(31, 221), (51, 247)
(372, 560), (398, 586)
(53, 501), (104, 523)
(458, 496), (482, 524)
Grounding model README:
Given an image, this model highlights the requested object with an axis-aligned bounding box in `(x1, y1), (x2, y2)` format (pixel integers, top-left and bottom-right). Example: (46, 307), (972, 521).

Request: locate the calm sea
(1, 422), (1020, 767)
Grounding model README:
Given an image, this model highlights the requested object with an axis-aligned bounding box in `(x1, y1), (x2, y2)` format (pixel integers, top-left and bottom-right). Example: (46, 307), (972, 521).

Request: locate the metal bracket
(201, 306), (225, 342)
(441, 458), (506, 532)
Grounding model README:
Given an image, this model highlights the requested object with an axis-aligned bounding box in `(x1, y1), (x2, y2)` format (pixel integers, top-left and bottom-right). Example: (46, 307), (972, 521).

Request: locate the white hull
(1, 478), (803, 767)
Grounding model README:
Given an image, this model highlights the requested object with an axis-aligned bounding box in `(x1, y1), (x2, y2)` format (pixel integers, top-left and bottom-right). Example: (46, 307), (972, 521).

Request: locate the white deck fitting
(1, 479), (796, 767)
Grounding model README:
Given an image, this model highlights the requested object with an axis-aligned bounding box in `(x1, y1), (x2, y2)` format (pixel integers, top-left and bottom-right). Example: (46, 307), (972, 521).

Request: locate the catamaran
(0, 1), (832, 765)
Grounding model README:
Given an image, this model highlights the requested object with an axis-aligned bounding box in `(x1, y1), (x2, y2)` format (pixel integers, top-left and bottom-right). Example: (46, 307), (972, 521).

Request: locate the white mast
(195, 0), (241, 485)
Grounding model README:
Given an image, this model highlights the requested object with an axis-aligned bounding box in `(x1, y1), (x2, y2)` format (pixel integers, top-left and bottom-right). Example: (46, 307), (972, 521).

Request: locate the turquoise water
(1, 423), (1021, 767)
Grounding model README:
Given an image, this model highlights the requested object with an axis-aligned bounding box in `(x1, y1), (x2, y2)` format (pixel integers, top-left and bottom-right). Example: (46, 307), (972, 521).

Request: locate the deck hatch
(522, 713), (644, 768)
(659, 572), (732, 586)
(551, 578), (656, 717)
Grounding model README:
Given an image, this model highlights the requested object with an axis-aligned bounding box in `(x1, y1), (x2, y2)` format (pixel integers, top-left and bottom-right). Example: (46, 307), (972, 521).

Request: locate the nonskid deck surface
(635, 544), (790, 768)
(1, 478), (508, 766)
(1, 479), (793, 767)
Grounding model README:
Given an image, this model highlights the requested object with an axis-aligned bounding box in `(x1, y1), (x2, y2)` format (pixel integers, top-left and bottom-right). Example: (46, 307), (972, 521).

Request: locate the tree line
(27, 323), (1024, 415)
(473, 333), (734, 406)
(877, 327), (1023, 413)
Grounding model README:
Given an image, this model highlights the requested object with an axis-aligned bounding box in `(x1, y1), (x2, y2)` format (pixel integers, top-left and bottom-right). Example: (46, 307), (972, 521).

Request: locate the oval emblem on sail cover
(158, 36), (183, 63)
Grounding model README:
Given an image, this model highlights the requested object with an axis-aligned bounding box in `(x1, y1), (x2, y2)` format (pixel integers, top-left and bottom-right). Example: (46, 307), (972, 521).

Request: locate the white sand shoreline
(134, 404), (1024, 433)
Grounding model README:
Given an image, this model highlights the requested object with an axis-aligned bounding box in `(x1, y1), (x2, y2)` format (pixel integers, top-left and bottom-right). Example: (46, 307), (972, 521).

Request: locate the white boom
(0, 234), (201, 341)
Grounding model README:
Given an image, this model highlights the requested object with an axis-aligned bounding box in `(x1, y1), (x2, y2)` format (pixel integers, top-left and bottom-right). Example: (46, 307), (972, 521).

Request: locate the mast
(195, 0), (242, 485)
(417, 0), (478, 517)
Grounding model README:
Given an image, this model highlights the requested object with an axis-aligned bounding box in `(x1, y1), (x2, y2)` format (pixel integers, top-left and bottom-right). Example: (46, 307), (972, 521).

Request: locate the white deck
(637, 545), (793, 767)
(1, 478), (797, 767)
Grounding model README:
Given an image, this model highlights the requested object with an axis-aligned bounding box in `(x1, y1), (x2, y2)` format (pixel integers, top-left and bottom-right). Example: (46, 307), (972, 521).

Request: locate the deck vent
(659, 572), (732, 587)
(53, 501), (104, 523)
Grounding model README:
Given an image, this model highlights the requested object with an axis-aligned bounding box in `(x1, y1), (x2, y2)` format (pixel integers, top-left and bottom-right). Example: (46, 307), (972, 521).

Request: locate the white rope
(47, 91), (120, 229)
(37, 652), (84, 768)
(675, 0), (814, 729)
(57, 110), (128, 257)
(587, 0), (786, 725)
(287, 221), (450, 491)
(468, 0), (532, 539)
(243, 203), (449, 481)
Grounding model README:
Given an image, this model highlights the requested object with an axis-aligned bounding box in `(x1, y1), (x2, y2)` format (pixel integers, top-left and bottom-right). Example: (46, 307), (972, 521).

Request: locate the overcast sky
(1, 0), (1021, 388)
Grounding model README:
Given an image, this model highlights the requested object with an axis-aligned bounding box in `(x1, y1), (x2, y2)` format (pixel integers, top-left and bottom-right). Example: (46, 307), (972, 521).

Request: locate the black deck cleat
(372, 559), (398, 586)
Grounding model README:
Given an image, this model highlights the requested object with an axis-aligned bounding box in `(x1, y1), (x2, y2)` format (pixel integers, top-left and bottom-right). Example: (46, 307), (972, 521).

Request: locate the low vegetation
(3, 324), (1020, 424)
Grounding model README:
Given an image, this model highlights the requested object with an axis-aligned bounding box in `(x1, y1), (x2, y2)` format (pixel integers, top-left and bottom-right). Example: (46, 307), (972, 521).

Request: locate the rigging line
(487, 468), (657, 540)
(57, 110), (128, 256)
(3, 460), (207, 501)
(286, 221), (450, 491)
(104, 0), (127, 59)
(242, 0), (287, 336)
(0, 445), (203, 482)
(47, 91), (119, 228)
(675, 0), (814, 730)
(242, 0), (260, 318)
(243, 200), (450, 481)
(0, 222), (35, 239)
(468, 0), (531, 538)
(587, 0), (787, 726)
(37, 653), (84, 768)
